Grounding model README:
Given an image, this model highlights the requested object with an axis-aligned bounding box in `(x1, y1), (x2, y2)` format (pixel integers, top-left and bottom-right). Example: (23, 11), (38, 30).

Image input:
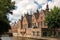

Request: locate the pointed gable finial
(46, 3), (49, 15)
(36, 8), (39, 13)
(46, 3), (49, 10)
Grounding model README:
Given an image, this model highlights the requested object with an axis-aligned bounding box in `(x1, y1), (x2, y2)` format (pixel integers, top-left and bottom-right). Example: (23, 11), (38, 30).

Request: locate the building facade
(10, 4), (49, 37)
(11, 4), (60, 39)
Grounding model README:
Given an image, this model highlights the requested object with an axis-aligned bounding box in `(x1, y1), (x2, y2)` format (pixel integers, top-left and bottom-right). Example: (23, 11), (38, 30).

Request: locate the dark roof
(25, 14), (32, 23)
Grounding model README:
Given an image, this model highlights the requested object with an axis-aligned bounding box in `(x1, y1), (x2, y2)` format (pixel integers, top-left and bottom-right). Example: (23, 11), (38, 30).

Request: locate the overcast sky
(9, 0), (60, 25)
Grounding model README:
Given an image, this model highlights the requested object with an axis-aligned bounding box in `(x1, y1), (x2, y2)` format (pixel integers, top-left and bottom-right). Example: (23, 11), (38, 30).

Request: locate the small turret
(46, 3), (49, 15)
(46, 3), (49, 10)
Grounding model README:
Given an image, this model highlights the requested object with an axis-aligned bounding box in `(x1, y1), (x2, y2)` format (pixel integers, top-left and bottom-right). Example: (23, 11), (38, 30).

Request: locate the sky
(9, 0), (60, 25)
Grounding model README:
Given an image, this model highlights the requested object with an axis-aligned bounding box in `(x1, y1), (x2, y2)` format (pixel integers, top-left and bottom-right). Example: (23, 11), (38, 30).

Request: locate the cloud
(10, 0), (60, 24)
(12, 0), (48, 15)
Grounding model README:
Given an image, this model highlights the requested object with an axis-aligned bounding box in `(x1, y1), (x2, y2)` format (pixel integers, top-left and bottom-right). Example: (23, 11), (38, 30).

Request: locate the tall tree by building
(0, 0), (15, 35)
(46, 6), (60, 28)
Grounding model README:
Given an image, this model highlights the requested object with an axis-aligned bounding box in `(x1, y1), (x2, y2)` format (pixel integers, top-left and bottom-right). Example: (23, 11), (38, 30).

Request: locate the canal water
(1, 37), (13, 40)
(1, 37), (46, 40)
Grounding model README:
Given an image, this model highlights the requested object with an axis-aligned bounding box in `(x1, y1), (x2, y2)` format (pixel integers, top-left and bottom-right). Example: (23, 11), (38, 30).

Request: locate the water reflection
(1, 37), (47, 40)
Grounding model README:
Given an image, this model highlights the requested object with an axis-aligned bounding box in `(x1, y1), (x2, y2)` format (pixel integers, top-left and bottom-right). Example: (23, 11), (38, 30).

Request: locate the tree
(45, 6), (60, 29)
(0, 0), (15, 35)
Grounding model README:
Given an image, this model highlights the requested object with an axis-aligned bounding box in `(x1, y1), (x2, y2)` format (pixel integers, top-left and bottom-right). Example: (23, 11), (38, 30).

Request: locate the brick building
(10, 4), (60, 39)
(10, 4), (48, 37)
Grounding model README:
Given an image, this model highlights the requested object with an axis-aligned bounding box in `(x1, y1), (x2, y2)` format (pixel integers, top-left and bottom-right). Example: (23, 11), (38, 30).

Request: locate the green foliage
(0, 0), (15, 35)
(46, 6), (60, 28)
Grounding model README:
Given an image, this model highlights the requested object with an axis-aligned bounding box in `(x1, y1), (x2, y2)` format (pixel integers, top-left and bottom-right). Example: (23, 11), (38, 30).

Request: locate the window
(42, 31), (47, 37)
(38, 22), (40, 27)
(24, 24), (27, 28)
(32, 23), (37, 28)
(42, 29), (48, 37)
(22, 24), (27, 29)
(44, 22), (47, 26)
(33, 31), (35, 36)
(41, 22), (42, 27)
(28, 23), (32, 28)
(42, 29), (59, 37)
(53, 31), (56, 37)
(38, 22), (42, 28)
(47, 31), (52, 37)
(37, 31), (40, 36)
(22, 25), (24, 29)
(42, 22), (44, 28)
(58, 32), (60, 37)
(41, 22), (45, 28)
(32, 23), (35, 27)
(21, 25), (23, 29)
(41, 16), (43, 20)
(32, 23), (36, 28)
